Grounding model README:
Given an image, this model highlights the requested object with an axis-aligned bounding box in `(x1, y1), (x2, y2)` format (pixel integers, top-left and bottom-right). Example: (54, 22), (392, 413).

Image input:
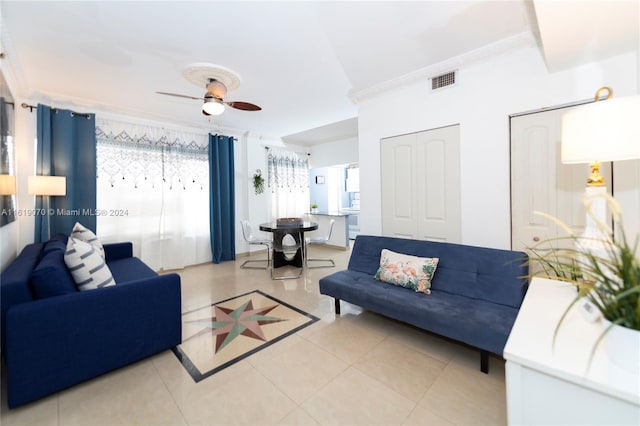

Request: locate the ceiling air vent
(431, 71), (456, 90)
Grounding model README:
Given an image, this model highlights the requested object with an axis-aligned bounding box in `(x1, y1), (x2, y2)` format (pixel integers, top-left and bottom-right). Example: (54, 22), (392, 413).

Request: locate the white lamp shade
(28, 176), (66, 196)
(202, 98), (225, 115)
(561, 95), (640, 164)
(0, 175), (16, 195)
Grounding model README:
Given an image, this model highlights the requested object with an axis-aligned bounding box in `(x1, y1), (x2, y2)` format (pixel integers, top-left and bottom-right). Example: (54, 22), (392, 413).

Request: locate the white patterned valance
(96, 118), (208, 189)
(267, 149), (309, 191)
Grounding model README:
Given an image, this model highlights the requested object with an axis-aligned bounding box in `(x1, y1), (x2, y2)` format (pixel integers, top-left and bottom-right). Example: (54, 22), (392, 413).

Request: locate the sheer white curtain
(96, 118), (210, 270)
(267, 149), (309, 219)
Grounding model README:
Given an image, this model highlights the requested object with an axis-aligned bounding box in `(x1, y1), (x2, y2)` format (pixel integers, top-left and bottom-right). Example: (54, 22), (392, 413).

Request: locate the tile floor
(1, 245), (508, 425)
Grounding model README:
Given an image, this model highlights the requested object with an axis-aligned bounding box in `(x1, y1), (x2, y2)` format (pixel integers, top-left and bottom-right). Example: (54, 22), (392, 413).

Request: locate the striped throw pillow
(64, 238), (115, 291)
(70, 222), (105, 259)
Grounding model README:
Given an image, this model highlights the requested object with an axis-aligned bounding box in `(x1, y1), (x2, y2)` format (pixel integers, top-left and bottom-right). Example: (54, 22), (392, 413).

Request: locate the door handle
(533, 236), (540, 242)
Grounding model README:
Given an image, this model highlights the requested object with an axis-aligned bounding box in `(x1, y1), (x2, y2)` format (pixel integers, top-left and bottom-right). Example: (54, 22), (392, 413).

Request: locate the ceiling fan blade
(225, 101), (262, 111)
(156, 91), (203, 100)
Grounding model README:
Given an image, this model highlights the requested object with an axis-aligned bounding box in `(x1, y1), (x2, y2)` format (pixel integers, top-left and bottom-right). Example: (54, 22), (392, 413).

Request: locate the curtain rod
(21, 103), (92, 119)
(264, 146), (310, 156)
(210, 133), (236, 142)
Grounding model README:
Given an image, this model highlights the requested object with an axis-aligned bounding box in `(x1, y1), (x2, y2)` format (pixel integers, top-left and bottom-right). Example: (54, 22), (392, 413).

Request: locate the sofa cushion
(29, 249), (77, 299)
(374, 249), (438, 294)
(348, 235), (528, 308)
(108, 257), (157, 284)
(70, 222), (105, 259)
(64, 238), (115, 291)
(1, 243), (45, 354)
(41, 239), (67, 257)
(50, 233), (69, 244)
(319, 269), (519, 355)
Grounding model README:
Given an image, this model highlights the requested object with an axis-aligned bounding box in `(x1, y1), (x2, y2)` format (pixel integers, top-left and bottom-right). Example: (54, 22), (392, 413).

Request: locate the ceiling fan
(157, 78), (261, 116)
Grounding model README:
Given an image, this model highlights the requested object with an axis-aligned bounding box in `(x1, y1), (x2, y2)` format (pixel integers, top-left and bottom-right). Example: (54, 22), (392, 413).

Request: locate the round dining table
(259, 221), (318, 277)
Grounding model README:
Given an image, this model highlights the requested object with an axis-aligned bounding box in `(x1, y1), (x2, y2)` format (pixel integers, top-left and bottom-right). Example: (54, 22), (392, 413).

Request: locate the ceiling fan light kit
(157, 63), (261, 116)
(202, 96), (225, 116)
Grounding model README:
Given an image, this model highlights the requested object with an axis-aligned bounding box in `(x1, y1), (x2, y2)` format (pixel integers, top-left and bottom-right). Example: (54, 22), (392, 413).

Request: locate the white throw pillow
(70, 222), (105, 259)
(64, 238), (115, 291)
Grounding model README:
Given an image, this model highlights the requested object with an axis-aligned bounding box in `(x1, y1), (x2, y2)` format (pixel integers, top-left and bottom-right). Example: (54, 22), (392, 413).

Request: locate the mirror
(0, 68), (16, 227)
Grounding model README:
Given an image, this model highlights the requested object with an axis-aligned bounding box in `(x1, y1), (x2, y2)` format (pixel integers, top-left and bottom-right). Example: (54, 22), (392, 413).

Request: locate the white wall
(1, 102), (37, 269)
(237, 135), (309, 255)
(0, 219), (16, 270)
(0, 53), (36, 270)
(309, 136), (358, 168)
(238, 134), (270, 255)
(13, 99), (36, 256)
(357, 45), (639, 250)
(612, 42), (640, 256)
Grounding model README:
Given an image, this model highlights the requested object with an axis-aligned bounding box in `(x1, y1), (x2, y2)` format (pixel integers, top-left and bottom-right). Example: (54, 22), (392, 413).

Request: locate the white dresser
(504, 277), (640, 425)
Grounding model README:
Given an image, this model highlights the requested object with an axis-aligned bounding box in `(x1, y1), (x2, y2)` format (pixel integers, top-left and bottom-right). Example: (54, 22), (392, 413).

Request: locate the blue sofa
(0, 236), (182, 408)
(319, 235), (528, 373)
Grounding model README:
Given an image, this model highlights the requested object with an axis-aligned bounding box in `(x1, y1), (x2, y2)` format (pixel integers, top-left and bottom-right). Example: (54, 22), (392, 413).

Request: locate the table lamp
(0, 175), (16, 195)
(28, 175), (66, 239)
(561, 87), (640, 262)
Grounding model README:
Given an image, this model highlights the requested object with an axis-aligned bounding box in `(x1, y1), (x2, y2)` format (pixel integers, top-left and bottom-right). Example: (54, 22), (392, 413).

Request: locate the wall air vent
(431, 71), (456, 90)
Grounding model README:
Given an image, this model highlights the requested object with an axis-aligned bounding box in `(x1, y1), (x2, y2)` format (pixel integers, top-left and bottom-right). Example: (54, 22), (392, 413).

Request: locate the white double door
(380, 125), (461, 242)
(510, 106), (612, 252)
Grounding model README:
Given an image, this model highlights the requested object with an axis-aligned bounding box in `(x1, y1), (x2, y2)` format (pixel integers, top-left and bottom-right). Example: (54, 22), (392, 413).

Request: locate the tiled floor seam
(150, 352), (190, 426)
(244, 352), (316, 425)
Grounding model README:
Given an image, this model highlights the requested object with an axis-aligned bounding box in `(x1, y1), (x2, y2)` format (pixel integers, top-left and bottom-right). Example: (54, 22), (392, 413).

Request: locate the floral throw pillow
(374, 249), (439, 294)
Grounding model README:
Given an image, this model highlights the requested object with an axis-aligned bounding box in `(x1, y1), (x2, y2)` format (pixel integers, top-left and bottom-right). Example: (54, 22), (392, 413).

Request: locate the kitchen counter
(308, 211), (352, 217)
(305, 213), (351, 249)
(341, 209), (361, 239)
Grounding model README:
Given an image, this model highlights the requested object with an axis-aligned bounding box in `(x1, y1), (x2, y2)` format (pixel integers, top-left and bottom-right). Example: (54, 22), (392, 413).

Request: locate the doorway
(510, 105), (612, 252)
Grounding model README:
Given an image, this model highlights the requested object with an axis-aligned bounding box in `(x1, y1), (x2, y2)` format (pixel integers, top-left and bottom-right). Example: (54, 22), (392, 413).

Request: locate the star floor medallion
(184, 300), (286, 353)
(173, 290), (319, 382)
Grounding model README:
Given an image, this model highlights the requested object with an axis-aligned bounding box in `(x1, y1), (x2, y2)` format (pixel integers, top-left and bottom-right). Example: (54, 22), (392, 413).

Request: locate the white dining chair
(305, 219), (336, 268)
(240, 220), (272, 269)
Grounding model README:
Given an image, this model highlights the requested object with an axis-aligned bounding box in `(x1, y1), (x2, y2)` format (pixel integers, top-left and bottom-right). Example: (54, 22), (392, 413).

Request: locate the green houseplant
(527, 192), (640, 367)
(252, 170), (264, 195)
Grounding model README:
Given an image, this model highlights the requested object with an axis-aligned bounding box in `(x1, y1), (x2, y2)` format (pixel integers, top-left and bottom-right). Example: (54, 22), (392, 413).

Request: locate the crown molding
(348, 31), (537, 103)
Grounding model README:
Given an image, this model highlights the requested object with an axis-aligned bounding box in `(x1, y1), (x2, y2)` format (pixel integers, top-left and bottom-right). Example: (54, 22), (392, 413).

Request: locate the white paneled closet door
(381, 133), (418, 239)
(510, 106), (612, 253)
(381, 125), (461, 242)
